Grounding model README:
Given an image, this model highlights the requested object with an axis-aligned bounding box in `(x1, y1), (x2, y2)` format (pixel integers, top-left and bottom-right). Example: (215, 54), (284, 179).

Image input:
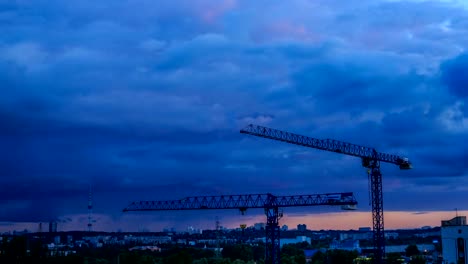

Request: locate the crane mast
(240, 124), (411, 264)
(124, 192), (357, 264)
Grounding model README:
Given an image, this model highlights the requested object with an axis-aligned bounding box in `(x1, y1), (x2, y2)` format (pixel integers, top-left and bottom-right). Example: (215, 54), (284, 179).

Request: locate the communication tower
(88, 185), (93, 232)
(215, 217), (221, 258)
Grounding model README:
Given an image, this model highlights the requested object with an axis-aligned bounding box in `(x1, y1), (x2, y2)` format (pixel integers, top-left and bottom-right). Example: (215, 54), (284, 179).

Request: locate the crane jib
(240, 123), (412, 264)
(123, 193), (358, 212)
(240, 124), (411, 169)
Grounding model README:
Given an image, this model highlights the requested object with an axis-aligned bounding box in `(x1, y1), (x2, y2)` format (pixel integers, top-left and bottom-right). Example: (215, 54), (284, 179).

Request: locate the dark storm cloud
(441, 52), (468, 98)
(1, 0), (468, 227)
(291, 60), (429, 113)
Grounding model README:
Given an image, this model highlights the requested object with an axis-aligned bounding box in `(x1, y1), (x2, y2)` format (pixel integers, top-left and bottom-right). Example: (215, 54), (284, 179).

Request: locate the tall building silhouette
(49, 221), (57, 233)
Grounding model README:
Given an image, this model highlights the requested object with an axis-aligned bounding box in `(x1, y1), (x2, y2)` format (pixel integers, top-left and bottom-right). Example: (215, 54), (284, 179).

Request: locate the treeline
(1, 236), (425, 264)
(0, 237), (295, 264)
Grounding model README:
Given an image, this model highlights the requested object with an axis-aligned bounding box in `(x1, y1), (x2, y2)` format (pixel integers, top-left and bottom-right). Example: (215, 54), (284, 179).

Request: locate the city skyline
(0, 210), (464, 234)
(1, 0), (468, 232)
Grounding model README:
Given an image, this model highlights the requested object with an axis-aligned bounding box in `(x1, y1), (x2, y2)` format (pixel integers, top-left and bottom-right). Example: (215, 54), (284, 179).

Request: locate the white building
(280, 236), (311, 247)
(385, 232), (399, 239)
(442, 216), (468, 264)
(384, 244), (434, 254)
(254, 223), (265, 230)
(330, 239), (361, 253)
(339, 231), (371, 241)
(187, 226), (202, 235)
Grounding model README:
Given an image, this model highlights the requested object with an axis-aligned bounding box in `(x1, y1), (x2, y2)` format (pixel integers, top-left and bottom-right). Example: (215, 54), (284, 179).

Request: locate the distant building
(49, 221), (57, 233)
(254, 223), (265, 230)
(280, 236), (311, 247)
(281, 225), (288, 231)
(297, 224), (307, 232)
(358, 227), (372, 232)
(415, 230), (440, 238)
(442, 216), (466, 227)
(304, 249), (321, 263)
(330, 239), (361, 253)
(385, 232), (399, 239)
(339, 231), (371, 241)
(123, 235), (171, 244)
(187, 226), (202, 235)
(129, 246), (161, 252)
(384, 244), (434, 254)
(442, 216), (468, 264)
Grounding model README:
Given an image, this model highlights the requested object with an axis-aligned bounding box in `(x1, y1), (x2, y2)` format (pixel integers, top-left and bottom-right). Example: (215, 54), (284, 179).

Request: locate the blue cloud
(441, 52), (468, 98)
(1, 0), (468, 227)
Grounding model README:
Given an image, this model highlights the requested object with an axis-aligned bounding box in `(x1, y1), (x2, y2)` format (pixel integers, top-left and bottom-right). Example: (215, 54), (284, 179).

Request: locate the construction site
(124, 124), (413, 264)
(3, 1), (468, 264)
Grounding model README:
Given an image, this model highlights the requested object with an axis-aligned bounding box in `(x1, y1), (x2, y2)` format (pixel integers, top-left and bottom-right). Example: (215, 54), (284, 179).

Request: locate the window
(457, 238), (465, 264)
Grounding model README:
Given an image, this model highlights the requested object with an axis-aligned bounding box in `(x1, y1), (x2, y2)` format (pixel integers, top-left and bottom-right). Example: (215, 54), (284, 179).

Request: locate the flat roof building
(442, 216), (468, 264)
(442, 216), (466, 227)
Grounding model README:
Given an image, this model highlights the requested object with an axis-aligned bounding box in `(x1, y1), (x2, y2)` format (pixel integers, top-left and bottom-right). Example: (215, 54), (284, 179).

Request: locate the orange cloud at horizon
(1, 210), (465, 233)
(280, 210), (468, 230)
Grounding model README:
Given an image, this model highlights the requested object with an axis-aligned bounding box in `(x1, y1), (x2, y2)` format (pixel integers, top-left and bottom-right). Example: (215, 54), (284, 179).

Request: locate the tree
(165, 250), (192, 264)
(281, 244), (306, 264)
(311, 250), (325, 264)
(252, 245), (264, 261)
(29, 239), (48, 258)
(281, 244), (304, 258)
(193, 258), (210, 264)
(222, 245), (253, 262)
(325, 249), (358, 264)
(386, 252), (404, 264)
(409, 255), (426, 264)
(5, 236), (27, 258)
(405, 245), (420, 257)
(119, 251), (143, 264)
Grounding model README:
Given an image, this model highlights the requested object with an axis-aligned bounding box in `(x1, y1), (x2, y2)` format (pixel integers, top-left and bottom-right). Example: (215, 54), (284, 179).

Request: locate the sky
(1, 0), (468, 233)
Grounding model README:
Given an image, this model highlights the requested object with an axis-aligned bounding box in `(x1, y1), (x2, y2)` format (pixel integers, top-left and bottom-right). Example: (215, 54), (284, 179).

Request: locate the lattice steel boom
(240, 124), (412, 264)
(123, 192), (357, 212)
(124, 192), (357, 264)
(240, 124), (411, 169)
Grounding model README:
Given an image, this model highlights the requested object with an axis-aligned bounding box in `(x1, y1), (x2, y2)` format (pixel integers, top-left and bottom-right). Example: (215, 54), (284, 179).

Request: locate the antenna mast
(88, 185), (93, 232)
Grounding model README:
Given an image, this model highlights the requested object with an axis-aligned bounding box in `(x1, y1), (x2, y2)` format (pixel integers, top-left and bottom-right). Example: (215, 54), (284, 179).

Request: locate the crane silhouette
(240, 124), (411, 264)
(124, 192), (358, 264)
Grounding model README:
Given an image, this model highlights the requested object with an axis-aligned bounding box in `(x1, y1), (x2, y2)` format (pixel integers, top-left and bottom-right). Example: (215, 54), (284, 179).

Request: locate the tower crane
(124, 192), (358, 264)
(240, 124), (412, 264)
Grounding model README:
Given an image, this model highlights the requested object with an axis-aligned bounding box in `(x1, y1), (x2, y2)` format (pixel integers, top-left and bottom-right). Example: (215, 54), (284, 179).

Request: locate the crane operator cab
(341, 205), (357, 210)
(339, 193), (357, 210)
(398, 157), (412, 170)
